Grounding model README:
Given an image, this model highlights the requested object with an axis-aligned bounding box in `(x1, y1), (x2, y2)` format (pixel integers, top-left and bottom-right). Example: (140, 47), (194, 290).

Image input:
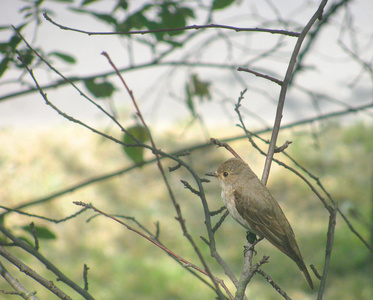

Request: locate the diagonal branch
(262, 0), (329, 185)
(73, 201), (233, 300)
(101, 52), (225, 299)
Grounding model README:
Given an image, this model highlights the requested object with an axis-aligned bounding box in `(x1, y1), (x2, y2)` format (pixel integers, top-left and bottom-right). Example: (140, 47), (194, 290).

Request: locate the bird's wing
(233, 187), (292, 250)
(233, 185), (314, 289)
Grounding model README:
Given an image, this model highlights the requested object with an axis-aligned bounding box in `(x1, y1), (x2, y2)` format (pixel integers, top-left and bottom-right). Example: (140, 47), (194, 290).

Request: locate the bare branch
(0, 246), (72, 300)
(257, 269), (292, 300)
(0, 224), (94, 300)
(237, 67), (283, 85)
(73, 201), (232, 299)
(101, 51), (225, 298)
(0, 260), (40, 300)
(43, 12), (300, 37)
(317, 204), (338, 299)
(209, 138), (242, 159)
(262, 0), (329, 185)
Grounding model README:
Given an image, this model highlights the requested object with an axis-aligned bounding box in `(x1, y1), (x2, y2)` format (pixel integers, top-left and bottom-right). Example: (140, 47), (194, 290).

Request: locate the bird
(205, 157), (314, 289)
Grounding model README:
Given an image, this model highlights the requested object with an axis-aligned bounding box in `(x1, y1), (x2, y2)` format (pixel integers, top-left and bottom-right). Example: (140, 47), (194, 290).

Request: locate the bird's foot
(246, 231), (257, 244)
(243, 244), (257, 256)
(244, 233), (264, 256)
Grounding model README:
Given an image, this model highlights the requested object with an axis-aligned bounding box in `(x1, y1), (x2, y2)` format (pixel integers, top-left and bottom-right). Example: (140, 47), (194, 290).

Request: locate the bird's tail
(296, 260), (314, 290)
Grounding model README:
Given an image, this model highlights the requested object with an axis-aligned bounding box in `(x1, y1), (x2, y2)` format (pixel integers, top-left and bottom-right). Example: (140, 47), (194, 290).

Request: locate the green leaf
(15, 49), (34, 68)
(18, 236), (34, 247)
(49, 51), (76, 64)
(9, 35), (22, 50)
(84, 78), (115, 98)
(117, 11), (149, 31)
(123, 125), (149, 166)
(81, 0), (100, 5)
(212, 0), (236, 10)
(0, 57), (10, 78)
(114, 0), (128, 11)
(69, 8), (117, 25)
(192, 74), (211, 101)
(0, 43), (9, 54)
(22, 225), (57, 240)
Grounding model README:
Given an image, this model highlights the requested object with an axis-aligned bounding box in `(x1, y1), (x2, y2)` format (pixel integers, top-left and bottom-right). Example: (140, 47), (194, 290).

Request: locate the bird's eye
(223, 172), (229, 177)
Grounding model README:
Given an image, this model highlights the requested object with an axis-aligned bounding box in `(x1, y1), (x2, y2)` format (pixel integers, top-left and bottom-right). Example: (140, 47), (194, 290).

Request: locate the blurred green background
(0, 121), (372, 299)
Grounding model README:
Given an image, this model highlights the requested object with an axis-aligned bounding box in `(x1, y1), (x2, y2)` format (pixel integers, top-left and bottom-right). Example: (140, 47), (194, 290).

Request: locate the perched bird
(206, 157), (314, 289)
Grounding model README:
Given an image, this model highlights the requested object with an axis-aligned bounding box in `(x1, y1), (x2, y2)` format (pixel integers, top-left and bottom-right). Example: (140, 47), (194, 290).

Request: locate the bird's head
(205, 158), (253, 187)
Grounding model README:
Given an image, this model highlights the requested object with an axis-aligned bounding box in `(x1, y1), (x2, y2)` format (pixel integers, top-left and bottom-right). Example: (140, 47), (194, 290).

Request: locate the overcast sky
(0, 0), (372, 130)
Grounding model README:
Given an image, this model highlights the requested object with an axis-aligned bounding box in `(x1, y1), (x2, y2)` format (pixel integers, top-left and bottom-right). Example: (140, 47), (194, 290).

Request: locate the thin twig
(209, 138), (242, 159)
(15, 47), (233, 297)
(0, 205), (87, 223)
(257, 269), (292, 300)
(0, 224), (94, 300)
(237, 67), (283, 85)
(262, 0), (329, 185)
(44, 12), (300, 37)
(11, 26), (130, 136)
(317, 203), (338, 300)
(0, 246), (72, 300)
(73, 201), (232, 299)
(0, 260), (40, 300)
(101, 52), (225, 299)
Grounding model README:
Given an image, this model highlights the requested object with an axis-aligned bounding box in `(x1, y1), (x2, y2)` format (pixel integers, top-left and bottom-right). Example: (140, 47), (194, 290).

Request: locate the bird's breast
(222, 189), (256, 233)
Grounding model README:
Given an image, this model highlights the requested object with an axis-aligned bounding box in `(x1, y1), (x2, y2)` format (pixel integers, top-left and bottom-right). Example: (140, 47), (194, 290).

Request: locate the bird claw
(243, 245), (257, 256)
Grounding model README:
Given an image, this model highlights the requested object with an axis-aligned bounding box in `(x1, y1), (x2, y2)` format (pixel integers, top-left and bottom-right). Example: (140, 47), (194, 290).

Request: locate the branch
(237, 67), (283, 85)
(0, 205), (87, 223)
(262, 0), (329, 185)
(257, 269), (292, 300)
(0, 224), (94, 300)
(13, 46), (233, 297)
(0, 259), (40, 300)
(73, 202), (232, 299)
(101, 52), (225, 299)
(0, 246), (72, 300)
(235, 256), (270, 300)
(317, 204), (338, 299)
(43, 12), (300, 37)
(209, 138), (242, 159)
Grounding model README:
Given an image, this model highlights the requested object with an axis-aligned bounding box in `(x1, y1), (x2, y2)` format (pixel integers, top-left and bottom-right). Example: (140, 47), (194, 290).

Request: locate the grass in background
(0, 121), (372, 299)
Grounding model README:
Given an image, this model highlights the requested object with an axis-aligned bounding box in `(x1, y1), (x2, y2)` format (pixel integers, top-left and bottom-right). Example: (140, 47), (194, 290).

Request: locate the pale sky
(0, 0), (372, 130)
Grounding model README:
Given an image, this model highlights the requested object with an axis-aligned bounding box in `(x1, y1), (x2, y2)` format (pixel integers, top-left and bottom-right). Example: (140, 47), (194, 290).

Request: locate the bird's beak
(205, 171), (218, 177)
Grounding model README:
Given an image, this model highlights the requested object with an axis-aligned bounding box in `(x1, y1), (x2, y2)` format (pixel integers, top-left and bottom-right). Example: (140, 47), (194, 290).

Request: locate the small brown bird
(206, 157), (314, 289)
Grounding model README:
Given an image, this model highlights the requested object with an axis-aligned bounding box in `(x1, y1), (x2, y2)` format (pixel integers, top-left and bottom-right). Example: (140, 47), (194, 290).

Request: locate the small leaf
(69, 8), (117, 25)
(123, 125), (149, 166)
(114, 0), (128, 11)
(84, 78), (115, 98)
(15, 49), (34, 68)
(50, 51), (76, 64)
(0, 42), (9, 53)
(22, 225), (57, 240)
(212, 0), (235, 10)
(18, 236), (34, 247)
(0, 57), (10, 78)
(81, 0), (100, 5)
(9, 35), (22, 49)
(192, 74), (211, 101)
